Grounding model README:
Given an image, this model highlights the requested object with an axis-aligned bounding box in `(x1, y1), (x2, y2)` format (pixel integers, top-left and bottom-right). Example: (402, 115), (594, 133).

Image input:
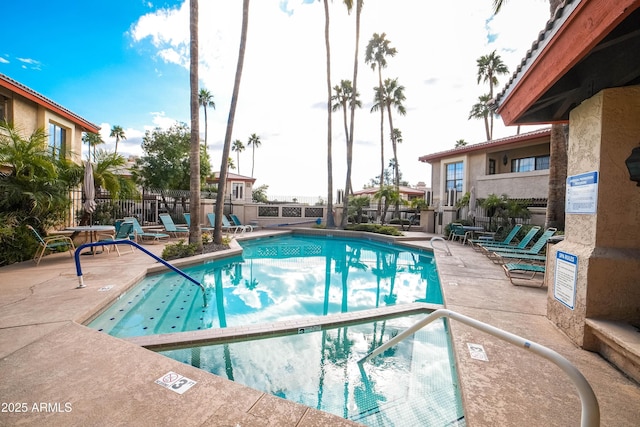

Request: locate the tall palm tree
(198, 88), (216, 151)
(189, 0), (202, 250)
(365, 33), (397, 215)
(332, 80), (361, 227)
(374, 78), (406, 198)
(82, 132), (104, 163)
(214, 0), (250, 245)
(476, 50), (509, 140)
(321, 0), (335, 228)
(469, 94), (492, 141)
(231, 139), (245, 174)
(247, 133), (261, 178)
(109, 125), (126, 154)
(492, 0), (566, 230)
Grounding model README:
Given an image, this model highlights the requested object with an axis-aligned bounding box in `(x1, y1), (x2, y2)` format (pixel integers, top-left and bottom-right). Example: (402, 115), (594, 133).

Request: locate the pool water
(89, 235), (442, 338)
(160, 315), (465, 427)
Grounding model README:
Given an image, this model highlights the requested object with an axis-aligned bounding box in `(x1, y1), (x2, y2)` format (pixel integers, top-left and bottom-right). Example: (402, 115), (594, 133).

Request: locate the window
(232, 182), (244, 200)
(0, 96), (8, 123)
(445, 162), (463, 193)
(511, 155), (550, 172)
(49, 123), (67, 159)
(489, 159), (496, 175)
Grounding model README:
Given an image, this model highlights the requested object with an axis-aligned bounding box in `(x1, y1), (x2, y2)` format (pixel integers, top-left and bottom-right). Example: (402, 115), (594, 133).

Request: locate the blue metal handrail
(358, 309), (600, 427)
(73, 240), (207, 307)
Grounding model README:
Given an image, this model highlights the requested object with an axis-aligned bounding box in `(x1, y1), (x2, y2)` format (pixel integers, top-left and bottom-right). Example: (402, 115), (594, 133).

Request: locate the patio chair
(448, 223), (466, 242)
(183, 213), (214, 232)
(207, 213), (246, 235)
(502, 262), (546, 287)
(124, 217), (170, 244)
(487, 228), (557, 263)
(27, 225), (75, 266)
(229, 214), (254, 232)
(477, 226), (541, 254)
(469, 224), (520, 250)
(159, 213), (189, 238)
(97, 222), (135, 256)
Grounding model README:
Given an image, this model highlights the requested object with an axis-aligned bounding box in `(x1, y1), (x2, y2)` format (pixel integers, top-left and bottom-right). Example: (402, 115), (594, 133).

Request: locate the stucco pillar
(545, 86), (640, 347)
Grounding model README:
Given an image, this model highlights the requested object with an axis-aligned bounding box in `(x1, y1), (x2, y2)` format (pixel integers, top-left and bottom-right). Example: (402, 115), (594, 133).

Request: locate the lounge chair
(159, 213), (189, 238)
(502, 262), (546, 287)
(207, 213), (246, 235)
(470, 224), (521, 250)
(97, 222), (135, 256)
(229, 214), (254, 232)
(124, 217), (170, 244)
(27, 225), (75, 265)
(478, 226), (541, 254)
(183, 213), (214, 232)
(488, 228), (557, 263)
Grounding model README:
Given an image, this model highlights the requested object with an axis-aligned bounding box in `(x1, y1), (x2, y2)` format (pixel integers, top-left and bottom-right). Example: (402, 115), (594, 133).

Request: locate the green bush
(161, 240), (197, 261)
(346, 223), (402, 236)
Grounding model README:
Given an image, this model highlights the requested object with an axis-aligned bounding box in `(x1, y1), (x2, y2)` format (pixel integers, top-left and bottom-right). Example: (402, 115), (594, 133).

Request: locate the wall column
(545, 86), (640, 347)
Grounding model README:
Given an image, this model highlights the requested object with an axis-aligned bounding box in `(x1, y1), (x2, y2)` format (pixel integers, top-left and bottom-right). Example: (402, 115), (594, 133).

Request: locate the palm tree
(455, 139), (468, 147)
(231, 139), (245, 174)
(82, 132), (104, 163)
(321, 0), (335, 228)
(365, 33), (397, 217)
(214, 0), (250, 245)
(469, 94), (492, 141)
(476, 50), (509, 140)
(491, 0), (566, 230)
(189, 0), (202, 251)
(198, 88), (216, 151)
(109, 125), (126, 154)
(247, 133), (261, 178)
(332, 79), (361, 227)
(373, 185), (401, 225)
(374, 78), (406, 202)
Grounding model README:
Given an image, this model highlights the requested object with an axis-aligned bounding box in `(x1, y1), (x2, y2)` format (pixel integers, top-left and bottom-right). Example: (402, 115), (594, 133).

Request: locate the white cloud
(0, 57), (9, 64)
(128, 0), (550, 197)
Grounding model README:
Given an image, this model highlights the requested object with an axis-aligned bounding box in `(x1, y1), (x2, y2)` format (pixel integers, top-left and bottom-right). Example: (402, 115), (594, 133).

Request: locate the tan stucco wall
(546, 86), (640, 347)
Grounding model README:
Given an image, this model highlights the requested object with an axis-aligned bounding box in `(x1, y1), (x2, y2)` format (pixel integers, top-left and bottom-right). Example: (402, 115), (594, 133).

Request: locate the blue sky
(2, 0), (550, 198)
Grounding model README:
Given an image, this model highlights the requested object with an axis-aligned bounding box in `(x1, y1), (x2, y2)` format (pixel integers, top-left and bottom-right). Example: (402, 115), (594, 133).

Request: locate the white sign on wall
(566, 171), (598, 214)
(554, 251), (578, 310)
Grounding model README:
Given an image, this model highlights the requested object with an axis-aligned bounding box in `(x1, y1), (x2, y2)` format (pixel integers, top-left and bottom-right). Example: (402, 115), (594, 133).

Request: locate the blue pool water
(160, 315), (465, 427)
(89, 235), (442, 338)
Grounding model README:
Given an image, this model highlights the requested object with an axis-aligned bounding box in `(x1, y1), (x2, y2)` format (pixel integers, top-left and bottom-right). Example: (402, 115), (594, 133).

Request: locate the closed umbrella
(84, 161), (96, 224)
(469, 186), (476, 223)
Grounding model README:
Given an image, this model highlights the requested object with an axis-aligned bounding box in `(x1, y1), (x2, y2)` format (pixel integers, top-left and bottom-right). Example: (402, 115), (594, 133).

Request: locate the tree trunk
(323, 0), (335, 228)
(215, 0), (250, 244)
(189, 0), (202, 251)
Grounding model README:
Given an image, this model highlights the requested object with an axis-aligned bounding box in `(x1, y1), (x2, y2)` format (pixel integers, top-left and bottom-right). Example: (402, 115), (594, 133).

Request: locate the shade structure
(83, 161), (96, 217)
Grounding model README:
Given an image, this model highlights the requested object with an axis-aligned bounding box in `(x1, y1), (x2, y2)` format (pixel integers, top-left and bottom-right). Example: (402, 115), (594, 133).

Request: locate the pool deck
(1, 229), (639, 426)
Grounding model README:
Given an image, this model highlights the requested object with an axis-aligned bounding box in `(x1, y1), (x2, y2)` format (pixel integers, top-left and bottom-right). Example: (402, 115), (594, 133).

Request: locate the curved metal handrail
(73, 240), (207, 307)
(358, 308), (599, 427)
(430, 236), (452, 256)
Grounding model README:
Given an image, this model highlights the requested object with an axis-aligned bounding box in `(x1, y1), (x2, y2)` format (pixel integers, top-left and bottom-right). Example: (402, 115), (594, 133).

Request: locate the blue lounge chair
(27, 225), (75, 265)
(488, 228), (557, 263)
(183, 213), (214, 232)
(97, 222), (135, 256)
(207, 213), (245, 235)
(502, 263), (546, 287)
(124, 217), (170, 243)
(448, 223), (466, 242)
(478, 226), (541, 254)
(159, 213), (189, 237)
(470, 224), (521, 250)
(229, 214), (254, 232)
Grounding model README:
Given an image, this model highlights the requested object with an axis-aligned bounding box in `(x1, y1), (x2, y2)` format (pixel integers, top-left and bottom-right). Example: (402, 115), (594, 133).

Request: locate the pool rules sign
(554, 251), (578, 310)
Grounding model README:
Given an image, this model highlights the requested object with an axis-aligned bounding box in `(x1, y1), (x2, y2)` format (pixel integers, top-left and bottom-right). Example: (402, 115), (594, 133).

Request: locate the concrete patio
(0, 229), (639, 426)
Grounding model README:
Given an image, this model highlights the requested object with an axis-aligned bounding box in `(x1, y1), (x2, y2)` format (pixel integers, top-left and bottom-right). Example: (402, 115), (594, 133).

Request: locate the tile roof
(0, 73), (100, 133)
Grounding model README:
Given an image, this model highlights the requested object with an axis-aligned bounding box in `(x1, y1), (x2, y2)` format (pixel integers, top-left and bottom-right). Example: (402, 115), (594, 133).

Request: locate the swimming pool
(159, 314), (465, 427)
(88, 235), (443, 338)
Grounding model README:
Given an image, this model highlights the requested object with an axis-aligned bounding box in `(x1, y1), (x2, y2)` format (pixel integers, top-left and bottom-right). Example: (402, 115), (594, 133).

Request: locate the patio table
(66, 225), (115, 255)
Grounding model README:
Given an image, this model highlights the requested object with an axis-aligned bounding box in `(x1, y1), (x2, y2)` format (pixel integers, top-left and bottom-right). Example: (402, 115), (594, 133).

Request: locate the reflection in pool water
(160, 315), (465, 427)
(89, 235), (441, 338)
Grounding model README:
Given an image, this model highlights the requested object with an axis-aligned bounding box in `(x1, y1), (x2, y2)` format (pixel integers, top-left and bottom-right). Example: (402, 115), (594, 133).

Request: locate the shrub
(161, 240), (197, 261)
(346, 223), (402, 236)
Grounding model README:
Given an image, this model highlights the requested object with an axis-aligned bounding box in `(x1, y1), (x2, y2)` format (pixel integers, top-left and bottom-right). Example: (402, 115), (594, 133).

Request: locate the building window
(511, 155), (550, 172)
(0, 96), (8, 123)
(446, 162), (463, 193)
(232, 182), (244, 200)
(49, 123), (67, 159)
(489, 159), (496, 175)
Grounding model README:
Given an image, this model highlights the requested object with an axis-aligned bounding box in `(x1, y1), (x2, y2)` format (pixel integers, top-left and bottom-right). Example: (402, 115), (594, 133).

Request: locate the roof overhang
(494, 0), (640, 125)
(0, 73), (100, 133)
